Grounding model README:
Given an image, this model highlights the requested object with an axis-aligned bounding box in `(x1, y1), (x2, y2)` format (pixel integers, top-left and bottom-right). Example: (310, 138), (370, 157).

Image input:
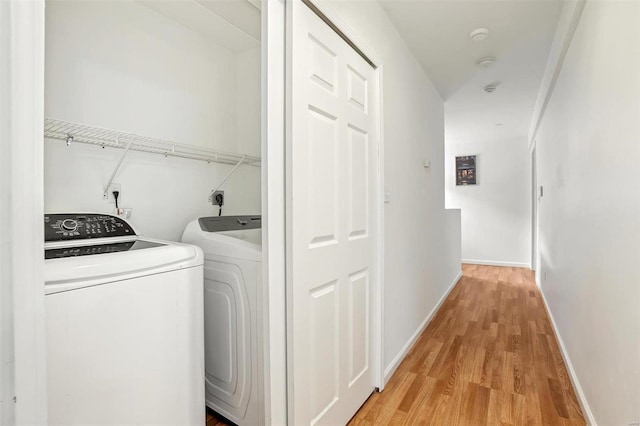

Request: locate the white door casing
(287, 1), (379, 424)
(261, 0), (290, 424)
(531, 145), (538, 271)
(0, 0), (47, 423)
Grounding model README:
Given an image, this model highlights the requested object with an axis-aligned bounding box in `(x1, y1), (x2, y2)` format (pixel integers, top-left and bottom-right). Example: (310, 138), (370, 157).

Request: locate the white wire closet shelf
(44, 118), (261, 167)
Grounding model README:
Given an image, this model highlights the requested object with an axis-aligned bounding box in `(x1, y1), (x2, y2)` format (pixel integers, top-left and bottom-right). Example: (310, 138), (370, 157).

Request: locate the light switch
(384, 184), (391, 203)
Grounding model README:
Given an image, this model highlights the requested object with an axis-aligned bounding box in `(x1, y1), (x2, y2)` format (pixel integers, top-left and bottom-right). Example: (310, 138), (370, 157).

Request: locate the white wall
(44, 0), (260, 241)
(535, 2), (640, 424)
(443, 209), (462, 288)
(445, 136), (530, 267)
(325, 1), (462, 376)
(236, 46), (262, 157)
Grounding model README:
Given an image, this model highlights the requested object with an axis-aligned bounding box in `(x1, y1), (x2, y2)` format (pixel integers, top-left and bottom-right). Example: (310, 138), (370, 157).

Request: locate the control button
(61, 219), (78, 232)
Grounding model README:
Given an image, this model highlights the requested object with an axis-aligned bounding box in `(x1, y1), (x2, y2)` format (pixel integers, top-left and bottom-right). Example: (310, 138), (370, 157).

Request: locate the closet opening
(44, 1), (265, 424)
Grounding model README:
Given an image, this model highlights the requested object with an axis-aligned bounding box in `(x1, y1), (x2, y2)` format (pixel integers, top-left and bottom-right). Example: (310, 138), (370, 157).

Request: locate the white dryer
(44, 213), (205, 426)
(182, 215), (263, 426)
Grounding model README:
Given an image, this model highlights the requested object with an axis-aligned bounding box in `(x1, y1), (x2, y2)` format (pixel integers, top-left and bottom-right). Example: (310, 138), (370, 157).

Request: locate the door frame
(283, 0), (386, 422)
(261, 0), (288, 425)
(530, 142), (539, 278)
(530, 144), (536, 270)
(2, 0), (294, 424)
(0, 0), (48, 423)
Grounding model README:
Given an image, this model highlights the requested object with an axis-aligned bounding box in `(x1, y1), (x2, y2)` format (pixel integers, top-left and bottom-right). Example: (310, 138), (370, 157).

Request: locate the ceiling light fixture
(476, 56), (496, 68)
(469, 28), (490, 42)
(484, 83), (498, 93)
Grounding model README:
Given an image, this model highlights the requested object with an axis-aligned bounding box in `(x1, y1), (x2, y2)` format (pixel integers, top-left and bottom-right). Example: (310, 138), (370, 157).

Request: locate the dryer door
(203, 258), (257, 424)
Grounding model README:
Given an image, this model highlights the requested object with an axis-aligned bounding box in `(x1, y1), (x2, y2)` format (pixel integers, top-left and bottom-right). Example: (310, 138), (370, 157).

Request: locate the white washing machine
(181, 215), (263, 426)
(44, 213), (205, 426)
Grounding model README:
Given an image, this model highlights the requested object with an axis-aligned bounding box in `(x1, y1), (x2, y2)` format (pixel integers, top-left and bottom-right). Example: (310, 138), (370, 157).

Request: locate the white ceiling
(379, 0), (563, 143)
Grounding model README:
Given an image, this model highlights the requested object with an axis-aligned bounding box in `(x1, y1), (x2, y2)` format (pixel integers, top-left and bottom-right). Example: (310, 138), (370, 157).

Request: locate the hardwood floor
(349, 264), (586, 426)
(206, 408), (231, 426)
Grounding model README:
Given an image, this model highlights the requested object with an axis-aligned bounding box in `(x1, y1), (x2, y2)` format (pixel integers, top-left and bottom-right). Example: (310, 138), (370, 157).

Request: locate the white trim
(462, 259), (531, 269)
(530, 143), (536, 271)
(383, 271), (462, 383)
(528, 0), (586, 150)
(538, 286), (597, 426)
(1, 0), (48, 422)
(374, 64), (385, 391)
(283, 1), (294, 421)
(261, 0), (287, 424)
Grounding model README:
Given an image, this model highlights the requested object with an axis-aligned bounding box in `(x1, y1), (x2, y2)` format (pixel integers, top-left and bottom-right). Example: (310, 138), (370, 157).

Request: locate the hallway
(349, 264), (586, 425)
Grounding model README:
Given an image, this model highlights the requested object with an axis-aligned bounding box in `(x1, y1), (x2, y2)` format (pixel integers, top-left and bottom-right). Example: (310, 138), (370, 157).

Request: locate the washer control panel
(44, 213), (135, 242)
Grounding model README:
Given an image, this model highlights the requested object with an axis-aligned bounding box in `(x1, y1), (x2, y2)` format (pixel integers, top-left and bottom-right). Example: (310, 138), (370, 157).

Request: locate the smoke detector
(469, 28), (490, 42)
(476, 56), (496, 68)
(484, 83), (498, 93)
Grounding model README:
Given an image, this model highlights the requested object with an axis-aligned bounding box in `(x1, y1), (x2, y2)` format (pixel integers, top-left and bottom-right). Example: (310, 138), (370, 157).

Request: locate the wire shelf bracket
(102, 137), (132, 199)
(208, 155), (247, 204)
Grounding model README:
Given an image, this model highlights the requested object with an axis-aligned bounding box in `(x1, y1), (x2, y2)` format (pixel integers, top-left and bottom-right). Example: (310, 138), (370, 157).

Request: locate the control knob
(61, 219), (78, 232)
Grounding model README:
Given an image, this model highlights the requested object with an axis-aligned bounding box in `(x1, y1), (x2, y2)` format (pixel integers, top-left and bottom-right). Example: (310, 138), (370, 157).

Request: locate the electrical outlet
(213, 190), (224, 206)
(104, 183), (121, 203)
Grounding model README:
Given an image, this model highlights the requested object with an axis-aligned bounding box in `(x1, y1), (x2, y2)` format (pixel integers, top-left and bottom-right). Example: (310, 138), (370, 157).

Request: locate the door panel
(347, 66), (367, 112)
(348, 125), (369, 239)
(307, 106), (339, 247)
(348, 269), (369, 385)
(309, 280), (339, 420)
(289, 1), (377, 424)
(309, 34), (337, 93)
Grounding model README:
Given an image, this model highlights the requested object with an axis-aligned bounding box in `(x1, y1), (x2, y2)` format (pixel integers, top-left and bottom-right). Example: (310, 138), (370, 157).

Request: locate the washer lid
(44, 237), (203, 294)
(45, 239), (164, 260)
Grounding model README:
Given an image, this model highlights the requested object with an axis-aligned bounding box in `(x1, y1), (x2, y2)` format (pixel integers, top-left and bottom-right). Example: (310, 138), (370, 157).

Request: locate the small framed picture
(456, 155), (477, 185)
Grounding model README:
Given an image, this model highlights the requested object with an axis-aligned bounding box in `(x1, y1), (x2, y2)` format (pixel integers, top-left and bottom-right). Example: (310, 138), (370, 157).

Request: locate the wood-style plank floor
(349, 264), (586, 426)
(206, 408), (230, 426)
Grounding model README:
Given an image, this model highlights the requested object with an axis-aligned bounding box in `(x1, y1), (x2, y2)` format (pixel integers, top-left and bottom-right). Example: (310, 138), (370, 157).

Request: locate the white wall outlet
(212, 190), (224, 206)
(104, 183), (121, 203)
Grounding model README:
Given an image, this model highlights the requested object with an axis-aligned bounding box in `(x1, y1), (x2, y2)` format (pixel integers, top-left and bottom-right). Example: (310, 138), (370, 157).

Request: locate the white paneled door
(288, 1), (378, 425)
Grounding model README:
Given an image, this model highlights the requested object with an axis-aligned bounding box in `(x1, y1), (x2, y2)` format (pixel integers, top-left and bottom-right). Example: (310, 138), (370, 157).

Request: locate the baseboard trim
(538, 286), (597, 425)
(462, 258), (531, 268)
(383, 270), (463, 383)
